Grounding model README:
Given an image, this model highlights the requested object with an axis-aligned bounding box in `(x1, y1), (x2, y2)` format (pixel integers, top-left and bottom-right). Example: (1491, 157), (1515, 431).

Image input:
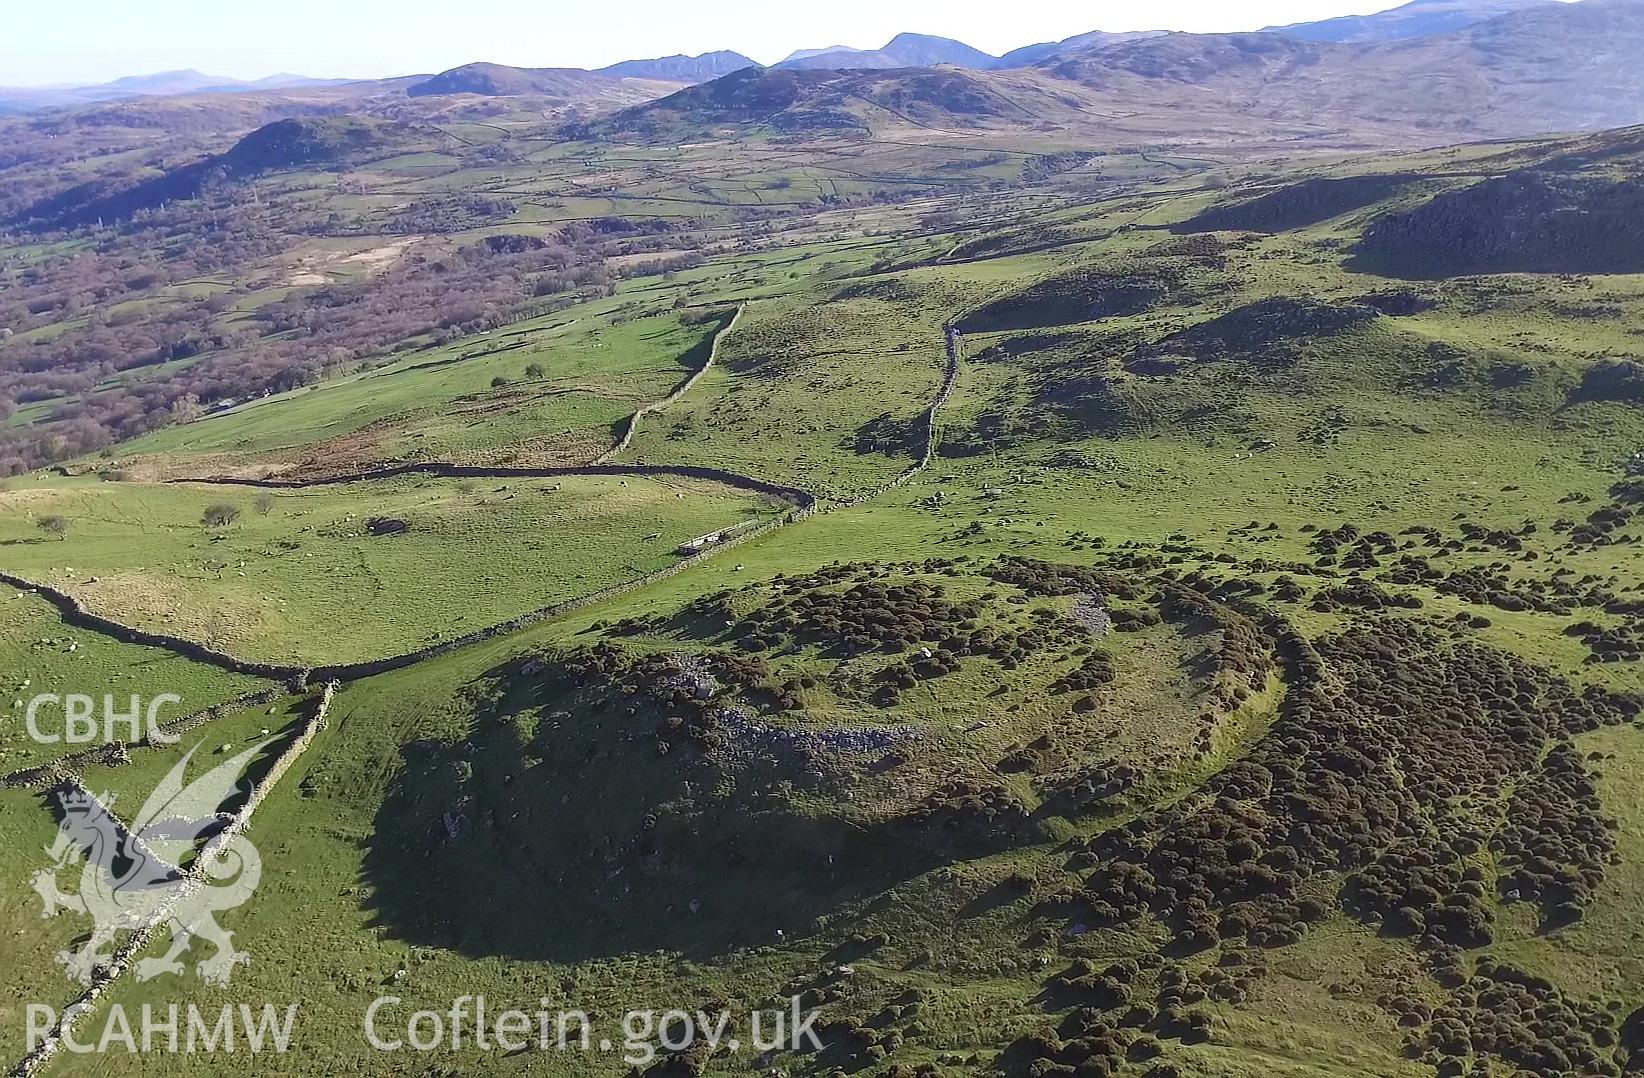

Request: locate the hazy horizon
(0, 0), (1571, 88)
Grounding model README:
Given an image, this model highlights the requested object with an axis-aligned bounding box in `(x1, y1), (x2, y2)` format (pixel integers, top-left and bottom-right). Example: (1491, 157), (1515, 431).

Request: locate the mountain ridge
(405, 62), (684, 98)
(595, 51), (758, 83)
(1262, 0), (1564, 41)
(774, 32), (999, 71)
(0, 68), (349, 113)
(997, 30), (1169, 67)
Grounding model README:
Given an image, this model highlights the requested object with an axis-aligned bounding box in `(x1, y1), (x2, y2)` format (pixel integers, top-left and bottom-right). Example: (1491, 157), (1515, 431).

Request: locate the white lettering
(146, 693), (183, 744)
(364, 996), (401, 1051)
(24, 1004), (56, 1052)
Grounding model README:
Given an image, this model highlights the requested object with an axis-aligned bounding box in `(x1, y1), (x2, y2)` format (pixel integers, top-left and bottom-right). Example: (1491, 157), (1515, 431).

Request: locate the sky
(0, 0), (1519, 86)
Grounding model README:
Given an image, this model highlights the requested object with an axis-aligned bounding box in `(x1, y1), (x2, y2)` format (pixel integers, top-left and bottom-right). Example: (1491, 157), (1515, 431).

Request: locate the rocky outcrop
(957, 269), (1172, 333)
(1576, 359), (1644, 405)
(1177, 173), (1420, 234)
(1355, 172), (1644, 277)
(1145, 297), (1377, 363)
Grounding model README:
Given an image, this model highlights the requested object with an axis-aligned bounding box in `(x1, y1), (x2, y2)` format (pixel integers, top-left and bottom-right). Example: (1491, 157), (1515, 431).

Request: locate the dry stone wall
(7, 683), (335, 1078)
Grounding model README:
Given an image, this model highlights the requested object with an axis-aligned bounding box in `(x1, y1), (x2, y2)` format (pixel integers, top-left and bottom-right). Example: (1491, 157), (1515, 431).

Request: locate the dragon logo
(31, 739), (270, 987)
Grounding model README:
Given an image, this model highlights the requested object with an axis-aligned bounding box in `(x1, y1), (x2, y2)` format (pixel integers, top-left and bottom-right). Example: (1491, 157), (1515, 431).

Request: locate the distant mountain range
(7, 0), (1639, 238)
(0, 69), (349, 113)
(589, 0), (1644, 145)
(97, 70), (342, 95)
(767, 30), (1196, 72)
(766, 0), (1559, 72)
(0, 0), (1595, 118)
(385, 0), (1601, 99)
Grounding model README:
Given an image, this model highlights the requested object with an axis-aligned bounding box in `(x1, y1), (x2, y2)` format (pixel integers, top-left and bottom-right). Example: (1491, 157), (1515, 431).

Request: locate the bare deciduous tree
(201, 503), (241, 529)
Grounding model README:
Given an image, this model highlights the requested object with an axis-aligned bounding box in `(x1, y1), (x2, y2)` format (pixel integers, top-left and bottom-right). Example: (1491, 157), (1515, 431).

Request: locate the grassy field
(75, 692), (311, 814)
(113, 311), (724, 474)
(0, 473), (784, 665)
(619, 286), (962, 498)
(0, 786), (98, 1065)
(0, 591), (269, 773)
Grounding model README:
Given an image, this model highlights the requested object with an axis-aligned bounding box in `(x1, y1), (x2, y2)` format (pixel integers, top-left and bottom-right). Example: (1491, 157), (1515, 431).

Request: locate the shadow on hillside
(357, 661), (956, 962)
(359, 757), (949, 962)
(667, 310), (732, 371)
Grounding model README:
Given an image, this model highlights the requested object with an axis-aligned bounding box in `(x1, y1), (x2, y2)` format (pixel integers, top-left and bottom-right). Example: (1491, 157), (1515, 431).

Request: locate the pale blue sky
(0, 0), (1521, 86)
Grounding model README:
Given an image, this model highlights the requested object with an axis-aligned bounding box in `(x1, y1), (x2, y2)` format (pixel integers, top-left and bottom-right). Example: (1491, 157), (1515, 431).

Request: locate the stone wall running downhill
(839, 325), (962, 508)
(595, 303), (744, 465)
(7, 682), (336, 1078)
